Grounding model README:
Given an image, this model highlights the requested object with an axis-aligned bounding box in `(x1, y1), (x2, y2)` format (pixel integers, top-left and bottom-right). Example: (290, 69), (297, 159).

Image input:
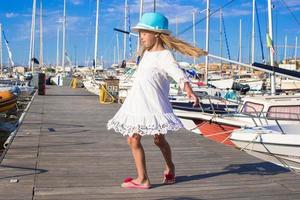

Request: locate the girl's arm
(183, 82), (199, 107)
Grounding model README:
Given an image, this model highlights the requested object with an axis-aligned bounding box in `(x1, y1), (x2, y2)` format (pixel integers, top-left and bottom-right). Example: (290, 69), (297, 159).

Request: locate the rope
(177, 0), (237, 36)
(239, 130), (299, 174)
(255, 1), (265, 63)
(221, 13), (232, 64)
(279, 0), (300, 27)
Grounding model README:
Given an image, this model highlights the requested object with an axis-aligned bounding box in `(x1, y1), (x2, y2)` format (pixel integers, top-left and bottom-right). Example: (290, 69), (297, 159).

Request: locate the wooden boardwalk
(0, 86), (300, 200)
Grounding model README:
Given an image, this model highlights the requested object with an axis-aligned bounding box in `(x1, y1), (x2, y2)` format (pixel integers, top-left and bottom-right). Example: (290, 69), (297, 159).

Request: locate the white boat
(278, 79), (300, 91)
(174, 94), (300, 146)
(117, 64), (137, 102)
(51, 73), (64, 86)
(209, 78), (234, 90)
(230, 124), (300, 172)
(82, 76), (105, 96)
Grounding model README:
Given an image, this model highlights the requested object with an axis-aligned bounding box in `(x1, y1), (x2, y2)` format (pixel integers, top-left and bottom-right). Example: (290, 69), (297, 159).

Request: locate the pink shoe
(163, 173), (175, 184)
(121, 177), (151, 189)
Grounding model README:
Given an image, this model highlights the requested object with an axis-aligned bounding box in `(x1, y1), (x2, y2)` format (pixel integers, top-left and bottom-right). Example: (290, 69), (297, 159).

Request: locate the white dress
(107, 49), (189, 136)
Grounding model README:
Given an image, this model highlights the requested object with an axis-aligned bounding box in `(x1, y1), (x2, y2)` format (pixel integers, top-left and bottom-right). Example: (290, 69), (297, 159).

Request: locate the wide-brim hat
(132, 12), (171, 35)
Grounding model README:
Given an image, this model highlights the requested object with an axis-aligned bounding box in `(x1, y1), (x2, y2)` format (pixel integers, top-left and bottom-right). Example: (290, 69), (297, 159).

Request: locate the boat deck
(0, 86), (300, 200)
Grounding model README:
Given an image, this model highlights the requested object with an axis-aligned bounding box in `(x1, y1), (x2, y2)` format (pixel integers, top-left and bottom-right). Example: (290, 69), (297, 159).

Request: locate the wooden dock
(1, 86), (300, 200)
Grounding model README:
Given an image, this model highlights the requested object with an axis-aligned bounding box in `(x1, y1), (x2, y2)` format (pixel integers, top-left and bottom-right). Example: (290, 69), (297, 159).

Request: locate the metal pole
(39, 0), (43, 68)
(154, 0), (156, 12)
(123, 0), (127, 60)
(56, 28), (60, 67)
(0, 24), (2, 75)
(204, 0), (210, 84)
(116, 34), (120, 63)
(219, 8), (222, 73)
(62, 0), (66, 72)
(175, 16), (178, 60)
(94, 0), (99, 69)
(113, 46), (116, 64)
(268, 0), (276, 94)
(32, 0), (36, 73)
(251, 0), (255, 64)
(29, 0), (36, 72)
(239, 19), (242, 78)
(137, 0), (143, 51)
(284, 35), (287, 62)
(208, 53), (300, 81)
(74, 45), (77, 67)
(192, 11), (196, 65)
(295, 36), (298, 65)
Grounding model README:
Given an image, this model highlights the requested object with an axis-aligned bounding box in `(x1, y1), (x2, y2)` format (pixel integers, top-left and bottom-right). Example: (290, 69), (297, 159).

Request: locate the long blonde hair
(159, 34), (207, 58)
(138, 32), (207, 60)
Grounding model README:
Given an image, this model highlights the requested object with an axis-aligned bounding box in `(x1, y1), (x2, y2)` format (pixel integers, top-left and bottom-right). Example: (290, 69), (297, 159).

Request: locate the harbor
(0, 86), (300, 199)
(1, 0), (300, 199)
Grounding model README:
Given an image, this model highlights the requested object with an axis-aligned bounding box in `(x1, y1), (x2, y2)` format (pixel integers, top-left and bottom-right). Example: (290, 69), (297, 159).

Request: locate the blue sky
(1, 0), (300, 67)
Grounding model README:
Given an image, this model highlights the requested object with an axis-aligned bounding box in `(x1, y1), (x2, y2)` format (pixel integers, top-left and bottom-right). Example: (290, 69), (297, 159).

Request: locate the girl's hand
(184, 82), (200, 107)
(187, 92), (199, 107)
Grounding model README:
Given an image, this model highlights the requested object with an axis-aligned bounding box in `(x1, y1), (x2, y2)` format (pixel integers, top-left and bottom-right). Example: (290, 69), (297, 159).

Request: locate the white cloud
(106, 0), (200, 25)
(70, 0), (83, 6)
(222, 8), (251, 17)
(5, 12), (18, 18)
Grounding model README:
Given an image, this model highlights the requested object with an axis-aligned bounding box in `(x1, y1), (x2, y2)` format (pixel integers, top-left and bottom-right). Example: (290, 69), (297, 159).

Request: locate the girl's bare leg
(127, 134), (150, 186)
(153, 134), (175, 175)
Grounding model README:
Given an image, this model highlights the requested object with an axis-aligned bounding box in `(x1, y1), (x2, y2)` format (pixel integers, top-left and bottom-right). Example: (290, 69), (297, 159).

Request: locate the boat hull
(0, 91), (17, 113)
(179, 116), (239, 146)
(230, 127), (300, 171)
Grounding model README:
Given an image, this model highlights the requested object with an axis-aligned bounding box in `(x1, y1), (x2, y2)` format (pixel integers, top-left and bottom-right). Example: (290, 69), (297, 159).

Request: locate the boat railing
(196, 93), (241, 116)
(263, 111), (300, 134)
(232, 110), (300, 134)
(240, 104), (265, 126)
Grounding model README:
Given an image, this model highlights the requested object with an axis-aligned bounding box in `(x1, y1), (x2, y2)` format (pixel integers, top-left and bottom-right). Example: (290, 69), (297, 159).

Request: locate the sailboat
(51, 0), (67, 86)
(82, 0), (105, 95)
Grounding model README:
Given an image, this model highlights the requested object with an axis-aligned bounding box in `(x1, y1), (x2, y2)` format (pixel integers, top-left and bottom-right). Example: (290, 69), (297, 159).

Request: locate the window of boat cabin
(267, 105), (300, 120)
(241, 101), (264, 116)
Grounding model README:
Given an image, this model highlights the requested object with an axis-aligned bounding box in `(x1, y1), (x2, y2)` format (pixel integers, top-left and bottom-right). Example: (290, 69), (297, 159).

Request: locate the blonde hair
(138, 32), (207, 59)
(160, 34), (207, 58)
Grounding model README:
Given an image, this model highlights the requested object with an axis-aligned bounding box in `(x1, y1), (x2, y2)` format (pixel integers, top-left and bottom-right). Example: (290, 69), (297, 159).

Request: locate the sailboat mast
(39, 0), (43, 68)
(192, 11), (196, 65)
(284, 35), (287, 62)
(123, 0), (128, 60)
(139, 0), (144, 21)
(175, 16), (178, 60)
(219, 8), (222, 73)
(0, 24), (2, 75)
(137, 0), (144, 52)
(29, 0), (36, 72)
(62, 0), (66, 72)
(268, 0), (276, 94)
(295, 36), (298, 64)
(239, 19), (242, 78)
(113, 46), (116, 64)
(251, 0), (255, 64)
(116, 34), (120, 64)
(94, 0), (99, 69)
(56, 28), (60, 67)
(204, 0), (210, 84)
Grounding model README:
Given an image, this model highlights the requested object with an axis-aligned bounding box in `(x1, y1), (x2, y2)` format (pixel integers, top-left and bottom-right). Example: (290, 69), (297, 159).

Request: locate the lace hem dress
(107, 49), (189, 136)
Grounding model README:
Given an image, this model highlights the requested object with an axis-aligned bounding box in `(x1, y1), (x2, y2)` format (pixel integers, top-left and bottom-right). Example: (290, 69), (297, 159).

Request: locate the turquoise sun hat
(132, 12), (171, 35)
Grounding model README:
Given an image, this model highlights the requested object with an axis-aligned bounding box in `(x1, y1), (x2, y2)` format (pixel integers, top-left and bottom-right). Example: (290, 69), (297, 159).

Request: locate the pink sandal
(163, 173), (175, 184)
(121, 177), (151, 189)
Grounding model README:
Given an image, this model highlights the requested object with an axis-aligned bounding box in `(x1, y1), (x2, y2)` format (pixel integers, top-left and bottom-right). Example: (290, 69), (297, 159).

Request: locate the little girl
(107, 12), (207, 189)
